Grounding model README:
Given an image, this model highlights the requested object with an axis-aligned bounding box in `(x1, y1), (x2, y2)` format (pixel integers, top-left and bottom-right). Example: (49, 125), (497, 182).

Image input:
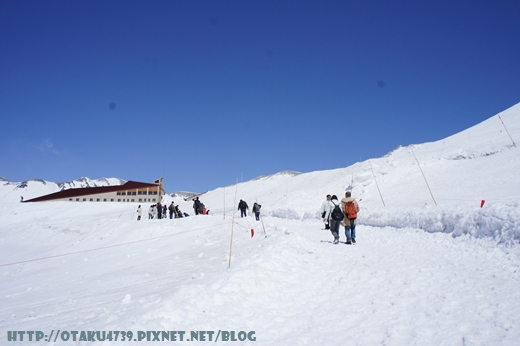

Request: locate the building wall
(53, 186), (161, 203)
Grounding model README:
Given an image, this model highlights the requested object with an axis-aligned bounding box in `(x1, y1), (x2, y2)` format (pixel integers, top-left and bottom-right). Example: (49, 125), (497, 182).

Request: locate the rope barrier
(0, 221), (229, 268)
(498, 114), (516, 147)
(369, 160), (386, 207)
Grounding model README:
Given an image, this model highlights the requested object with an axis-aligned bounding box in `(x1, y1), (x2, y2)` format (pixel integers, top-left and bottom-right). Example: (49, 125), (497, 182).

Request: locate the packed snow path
(2, 210), (519, 345)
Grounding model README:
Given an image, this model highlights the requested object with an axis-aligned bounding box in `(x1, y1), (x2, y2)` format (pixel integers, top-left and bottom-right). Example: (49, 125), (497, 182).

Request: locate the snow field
(2, 102), (520, 344)
(2, 197), (520, 345)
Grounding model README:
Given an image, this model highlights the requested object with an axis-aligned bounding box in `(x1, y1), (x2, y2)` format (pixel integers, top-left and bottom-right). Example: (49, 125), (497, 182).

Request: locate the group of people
(238, 199), (262, 220)
(136, 202), (187, 220)
(136, 192), (359, 246)
(192, 197), (209, 215)
(135, 192), (359, 246)
(320, 191), (359, 245)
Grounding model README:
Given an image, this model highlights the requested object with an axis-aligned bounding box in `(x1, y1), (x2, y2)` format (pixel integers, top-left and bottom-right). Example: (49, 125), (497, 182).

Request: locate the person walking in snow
(148, 205), (154, 219)
(238, 199), (249, 217)
(168, 202), (175, 219)
(252, 202), (261, 221)
(162, 204), (167, 219)
(174, 204), (184, 218)
(156, 202), (162, 219)
(320, 194), (333, 230)
(328, 195), (343, 244)
(136, 205), (142, 221)
(193, 197), (201, 215)
(340, 191), (360, 245)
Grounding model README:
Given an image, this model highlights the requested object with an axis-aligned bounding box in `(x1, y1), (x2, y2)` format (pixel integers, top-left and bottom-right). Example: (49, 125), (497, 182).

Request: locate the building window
(118, 199), (121, 202)
(76, 198), (80, 201)
(69, 198), (73, 201)
(96, 198), (100, 202)
(131, 199), (135, 202)
(138, 191), (142, 195)
(111, 199), (114, 202)
(139, 198), (142, 202)
(104, 199), (107, 202)
(83, 198), (87, 201)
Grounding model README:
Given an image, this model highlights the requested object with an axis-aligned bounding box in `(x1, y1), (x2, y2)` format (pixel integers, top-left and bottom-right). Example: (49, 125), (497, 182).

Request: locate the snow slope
(199, 102), (520, 243)
(1, 102), (519, 345)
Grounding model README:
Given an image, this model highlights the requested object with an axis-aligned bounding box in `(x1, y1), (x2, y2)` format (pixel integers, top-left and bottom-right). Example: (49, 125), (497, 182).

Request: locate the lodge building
(23, 179), (165, 203)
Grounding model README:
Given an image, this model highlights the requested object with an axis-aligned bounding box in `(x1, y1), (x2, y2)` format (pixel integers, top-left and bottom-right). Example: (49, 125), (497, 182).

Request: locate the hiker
(252, 202), (261, 221)
(238, 199), (249, 217)
(156, 202), (163, 219)
(199, 202), (206, 215)
(320, 194), (333, 230)
(136, 205), (142, 221)
(174, 204), (184, 218)
(328, 195), (343, 244)
(162, 204), (167, 219)
(193, 197), (201, 215)
(148, 205), (154, 219)
(340, 191), (360, 245)
(168, 202), (175, 219)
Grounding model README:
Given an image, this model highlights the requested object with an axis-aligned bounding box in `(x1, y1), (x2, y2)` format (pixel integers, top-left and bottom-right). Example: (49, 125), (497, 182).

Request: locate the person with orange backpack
(340, 191), (360, 245)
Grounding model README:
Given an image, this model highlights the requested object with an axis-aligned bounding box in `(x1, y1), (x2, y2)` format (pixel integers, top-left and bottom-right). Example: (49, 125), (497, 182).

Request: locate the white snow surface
(1, 103), (520, 345)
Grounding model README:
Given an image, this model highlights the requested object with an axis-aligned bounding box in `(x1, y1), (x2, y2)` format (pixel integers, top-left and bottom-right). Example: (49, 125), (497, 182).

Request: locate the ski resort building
(23, 179), (165, 203)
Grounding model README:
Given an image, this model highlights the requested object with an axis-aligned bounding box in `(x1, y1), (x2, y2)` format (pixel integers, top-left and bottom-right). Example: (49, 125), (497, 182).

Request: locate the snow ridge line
(0, 221), (230, 268)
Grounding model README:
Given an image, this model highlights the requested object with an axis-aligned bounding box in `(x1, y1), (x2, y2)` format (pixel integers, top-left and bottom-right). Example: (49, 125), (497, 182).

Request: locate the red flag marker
(480, 200), (485, 208)
(251, 229), (255, 238)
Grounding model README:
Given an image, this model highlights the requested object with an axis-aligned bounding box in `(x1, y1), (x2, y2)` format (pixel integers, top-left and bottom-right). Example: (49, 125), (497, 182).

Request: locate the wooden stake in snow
(256, 198), (267, 235)
(411, 149), (437, 206)
(369, 160), (386, 207)
(228, 179), (239, 268)
(498, 114), (516, 147)
(346, 165), (354, 191)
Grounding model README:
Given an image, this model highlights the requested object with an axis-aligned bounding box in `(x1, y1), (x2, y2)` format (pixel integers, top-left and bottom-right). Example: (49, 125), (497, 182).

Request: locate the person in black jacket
(238, 199), (249, 217)
(193, 197), (201, 215)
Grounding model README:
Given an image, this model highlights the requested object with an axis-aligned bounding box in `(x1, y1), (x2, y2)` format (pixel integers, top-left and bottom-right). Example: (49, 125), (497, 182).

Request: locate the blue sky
(1, 0), (519, 193)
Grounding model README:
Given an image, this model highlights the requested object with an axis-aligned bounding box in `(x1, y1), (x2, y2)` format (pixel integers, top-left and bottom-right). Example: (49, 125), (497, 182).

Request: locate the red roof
(23, 180), (160, 202)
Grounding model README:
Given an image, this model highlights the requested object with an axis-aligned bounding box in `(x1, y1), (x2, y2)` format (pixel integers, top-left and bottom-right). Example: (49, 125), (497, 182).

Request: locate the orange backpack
(345, 201), (357, 219)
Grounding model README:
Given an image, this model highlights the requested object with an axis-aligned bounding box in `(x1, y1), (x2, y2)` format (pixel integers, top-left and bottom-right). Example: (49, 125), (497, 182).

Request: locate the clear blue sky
(1, 0), (519, 193)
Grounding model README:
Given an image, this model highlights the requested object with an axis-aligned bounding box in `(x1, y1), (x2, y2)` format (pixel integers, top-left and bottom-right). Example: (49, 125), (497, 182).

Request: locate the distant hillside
(1, 177), (126, 203)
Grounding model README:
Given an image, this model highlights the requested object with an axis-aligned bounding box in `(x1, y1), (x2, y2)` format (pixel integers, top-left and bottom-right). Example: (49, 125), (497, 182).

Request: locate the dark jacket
(238, 200), (249, 210)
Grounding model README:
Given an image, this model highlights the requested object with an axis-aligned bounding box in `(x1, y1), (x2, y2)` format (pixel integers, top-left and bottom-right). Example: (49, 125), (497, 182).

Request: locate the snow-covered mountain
(1, 102), (519, 345)
(57, 177), (126, 190)
(1, 176), (126, 203)
(180, 102), (519, 243)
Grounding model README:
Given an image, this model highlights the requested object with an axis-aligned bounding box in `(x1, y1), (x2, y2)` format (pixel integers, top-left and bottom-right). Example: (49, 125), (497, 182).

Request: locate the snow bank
(360, 203), (520, 244)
